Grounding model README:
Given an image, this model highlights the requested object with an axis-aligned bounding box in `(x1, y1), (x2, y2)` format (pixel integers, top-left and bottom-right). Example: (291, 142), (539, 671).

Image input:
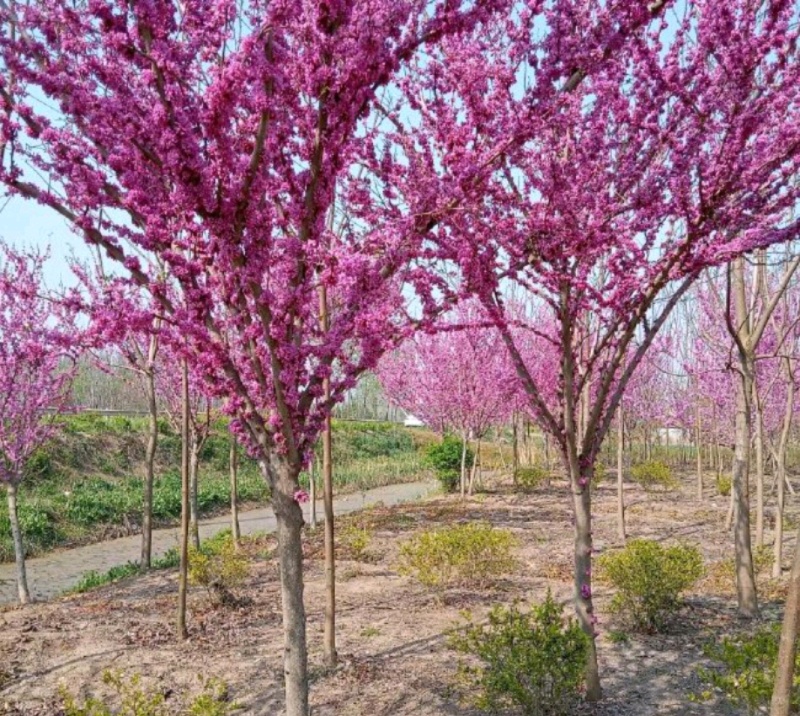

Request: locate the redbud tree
(0, 247), (79, 604)
(0, 2), (510, 712)
(376, 1), (800, 698)
(378, 301), (518, 493)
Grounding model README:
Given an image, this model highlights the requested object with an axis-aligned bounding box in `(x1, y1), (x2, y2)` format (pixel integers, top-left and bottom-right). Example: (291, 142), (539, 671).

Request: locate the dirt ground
(0, 473), (792, 715)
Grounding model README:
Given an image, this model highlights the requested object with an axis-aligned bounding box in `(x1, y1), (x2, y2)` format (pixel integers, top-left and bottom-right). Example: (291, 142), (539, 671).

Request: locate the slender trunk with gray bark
(7, 482), (30, 604)
(321, 410), (336, 668)
(189, 433), (200, 551)
(308, 454), (317, 529)
(617, 405), (625, 541)
(177, 361), (190, 640)
(319, 279), (336, 669)
(141, 365), (158, 569)
(229, 437), (240, 545)
(696, 405), (703, 502)
(773, 356), (794, 579)
(460, 433), (468, 498)
(770, 524), (800, 716)
(732, 366), (758, 617)
(562, 345), (601, 701)
(754, 391), (765, 548)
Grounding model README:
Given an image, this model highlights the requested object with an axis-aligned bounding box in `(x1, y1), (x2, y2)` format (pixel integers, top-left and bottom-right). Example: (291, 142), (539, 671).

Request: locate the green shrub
(514, 466), (550, 491)
(398, 522), (516, 590)
(425, 436), (473, 493)
(339, 523), (372, 561)
(716, 474), (732, 497)
(629, 460), (678, 492)
(591, 463), (606, 487)
(697, 624), (797, 714)
(598, 539), (704, 632)
(59, 670), (239, 716)
(186, 677), (239, 716)
(450, 592), (589, 715)
(60, 670), (168, 716)
(188, 531), (249, 605)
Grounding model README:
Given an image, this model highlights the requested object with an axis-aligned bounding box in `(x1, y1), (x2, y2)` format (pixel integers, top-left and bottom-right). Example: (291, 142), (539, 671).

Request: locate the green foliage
(59, 670), (239, 716)
(186, 677), (239, 716)
(424, 436), (473, 493)
(339, 522), (372, 561)
(514, 466), (550, 491)
(450, 592), (589, 715)
(0, 415), (427, 563)
(629, 460), (678, 492)
(716, 474), (732, 497)
(70, 562), (140, 594)
(60, 670), (167, 716)
(152, 547), (180, 570)
(188, 530), (249, 605)
(598, 539), (704, 632)
(591, 463), (606, 488)
(398, 522), (516, 590)
(697, 624), (796, 715)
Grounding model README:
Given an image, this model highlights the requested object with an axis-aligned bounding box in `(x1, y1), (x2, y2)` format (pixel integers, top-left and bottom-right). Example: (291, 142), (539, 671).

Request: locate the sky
(0, 194), (94, 289)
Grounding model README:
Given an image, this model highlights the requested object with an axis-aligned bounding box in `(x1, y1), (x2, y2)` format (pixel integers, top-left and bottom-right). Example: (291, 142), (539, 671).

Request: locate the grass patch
(2, 416), (434, 562)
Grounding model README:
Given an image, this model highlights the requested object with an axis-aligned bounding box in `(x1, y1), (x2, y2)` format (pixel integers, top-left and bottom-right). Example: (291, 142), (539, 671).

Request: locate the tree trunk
(617, 405), (625, 541)
(177, 361), (190, 640)
(770, 524), (800, 716)
(468, 439), (480, 496)
(141, 365), (158, 569)
(229, 437), (241, 545)
(732, 365), (758, 617)
(189, 432), (201, 551)
(754, 391), (765, 548)
(308, 454), (317, 529)
(695, 405), (703, 502)
(512, 417), (519, 485)
(773, 356), (794, 579)
(321, 411), (336, 668)
(570, 460), (601, 701)
(460, 433), (468, 498)
(263, 456), (309, 716)
(7, 482), (30, 604)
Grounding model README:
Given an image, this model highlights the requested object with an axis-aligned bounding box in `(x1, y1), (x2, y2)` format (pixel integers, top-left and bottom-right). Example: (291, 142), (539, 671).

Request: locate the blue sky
(0, 194), (93, 288)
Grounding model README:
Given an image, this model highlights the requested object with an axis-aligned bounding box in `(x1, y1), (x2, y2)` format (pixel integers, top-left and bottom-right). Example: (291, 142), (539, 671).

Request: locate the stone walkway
(0, 480), (437, 605)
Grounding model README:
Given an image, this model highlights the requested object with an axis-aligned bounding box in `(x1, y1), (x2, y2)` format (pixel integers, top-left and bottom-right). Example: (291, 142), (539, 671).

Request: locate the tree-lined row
(2, 2), (800, 714)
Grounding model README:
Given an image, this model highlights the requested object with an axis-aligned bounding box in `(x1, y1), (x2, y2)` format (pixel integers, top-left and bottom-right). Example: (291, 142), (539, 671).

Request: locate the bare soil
(0, 473), (792, 715)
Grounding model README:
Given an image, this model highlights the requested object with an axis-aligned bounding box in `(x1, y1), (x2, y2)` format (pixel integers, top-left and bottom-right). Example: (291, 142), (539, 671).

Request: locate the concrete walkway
(0, 480), (437, 605)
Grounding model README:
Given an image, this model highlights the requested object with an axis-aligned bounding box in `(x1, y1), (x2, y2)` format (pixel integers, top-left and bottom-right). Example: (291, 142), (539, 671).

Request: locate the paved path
(0, 480), (437, 605)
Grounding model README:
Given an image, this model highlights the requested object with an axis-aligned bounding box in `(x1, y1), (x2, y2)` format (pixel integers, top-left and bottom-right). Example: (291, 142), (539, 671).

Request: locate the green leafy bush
(60, 670), (168, 716)
(424, 436), (473, 492)
(450, 592), (589, 715)
(339, 523), (372, 561)
(697, 624), (797, 714)
(598, 539), (704, 632)
(59, 670), (239, 716)
(188, 530), (249, 605)
(514, 466), (550, 491)
(398, 522), (516, 590)
(716, 474), (732, 497)
(591, 463), (606, 487)
(629, 460), (678, 492)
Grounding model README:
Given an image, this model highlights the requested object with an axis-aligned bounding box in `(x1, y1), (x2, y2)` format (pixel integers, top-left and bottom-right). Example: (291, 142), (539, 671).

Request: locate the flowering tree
(155, 340), (213, 550)
(0, 246), (79, 604)
(378, 2), (800, 697)
(379, 301), (518, 493)
(0, 3), (510, 711)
